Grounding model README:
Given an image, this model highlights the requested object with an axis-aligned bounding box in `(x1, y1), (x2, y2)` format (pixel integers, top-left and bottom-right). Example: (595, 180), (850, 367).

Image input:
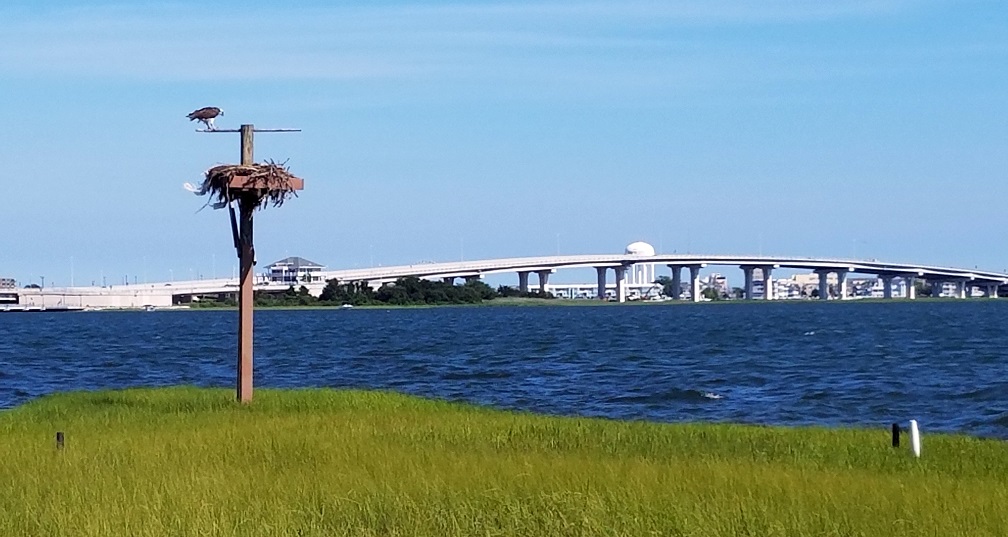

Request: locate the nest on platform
(200, 160), (301, 209)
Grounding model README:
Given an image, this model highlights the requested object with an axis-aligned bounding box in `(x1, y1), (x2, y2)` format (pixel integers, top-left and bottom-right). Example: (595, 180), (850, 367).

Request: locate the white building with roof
(265, 257), (326, 284)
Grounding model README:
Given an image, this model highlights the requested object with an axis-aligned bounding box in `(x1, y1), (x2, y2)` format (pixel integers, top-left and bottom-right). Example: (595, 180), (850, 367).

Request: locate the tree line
(193, 277), (554, 307)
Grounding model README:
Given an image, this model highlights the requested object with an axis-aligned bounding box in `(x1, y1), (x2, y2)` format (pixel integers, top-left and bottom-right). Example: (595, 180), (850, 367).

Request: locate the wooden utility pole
(237, 124), (255, 403)
(201, 123), (301, 403)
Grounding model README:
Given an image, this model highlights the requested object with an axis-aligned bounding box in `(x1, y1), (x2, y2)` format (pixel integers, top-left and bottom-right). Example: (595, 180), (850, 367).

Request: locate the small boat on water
(340, 304), (354, 309)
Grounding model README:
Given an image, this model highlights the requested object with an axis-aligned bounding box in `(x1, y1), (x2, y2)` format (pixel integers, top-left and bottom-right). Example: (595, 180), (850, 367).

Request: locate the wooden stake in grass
(55, 431), (64, 450)
(196, 124), (303, 403)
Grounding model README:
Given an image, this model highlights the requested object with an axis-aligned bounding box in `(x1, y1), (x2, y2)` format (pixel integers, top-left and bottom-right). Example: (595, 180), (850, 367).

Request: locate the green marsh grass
(1, 387), (1006, 536)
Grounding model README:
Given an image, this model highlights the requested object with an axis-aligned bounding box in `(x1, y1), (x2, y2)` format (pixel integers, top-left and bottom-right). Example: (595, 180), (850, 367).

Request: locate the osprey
(187, 107), (224, 130)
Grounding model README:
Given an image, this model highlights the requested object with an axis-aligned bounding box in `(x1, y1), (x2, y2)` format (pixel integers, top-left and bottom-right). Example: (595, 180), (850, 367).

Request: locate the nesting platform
(203, 163), (304, 209)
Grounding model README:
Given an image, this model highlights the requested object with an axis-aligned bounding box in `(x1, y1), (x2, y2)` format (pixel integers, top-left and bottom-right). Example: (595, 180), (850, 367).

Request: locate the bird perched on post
(187, 107), (224, 130)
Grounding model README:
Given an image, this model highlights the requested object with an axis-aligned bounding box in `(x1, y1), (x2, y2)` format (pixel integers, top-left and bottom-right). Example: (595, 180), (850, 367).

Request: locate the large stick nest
(200, 160), (301, 209)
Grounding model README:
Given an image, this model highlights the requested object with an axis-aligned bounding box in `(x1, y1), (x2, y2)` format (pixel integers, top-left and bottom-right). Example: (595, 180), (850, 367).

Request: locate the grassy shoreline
(2, 387), (1005, 536)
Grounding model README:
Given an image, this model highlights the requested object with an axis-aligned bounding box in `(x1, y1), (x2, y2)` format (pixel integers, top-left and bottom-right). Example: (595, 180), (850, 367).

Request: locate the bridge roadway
(315, 254), (1008, 302)
(13, 254), (1008, 309)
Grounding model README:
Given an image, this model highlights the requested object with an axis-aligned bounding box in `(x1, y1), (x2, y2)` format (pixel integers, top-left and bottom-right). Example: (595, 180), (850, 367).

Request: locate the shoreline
(4, 296), (990, 313)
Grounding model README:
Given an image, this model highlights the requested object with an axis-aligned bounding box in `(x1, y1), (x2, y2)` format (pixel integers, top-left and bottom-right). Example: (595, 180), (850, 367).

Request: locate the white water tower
(624, 241), (657, 285)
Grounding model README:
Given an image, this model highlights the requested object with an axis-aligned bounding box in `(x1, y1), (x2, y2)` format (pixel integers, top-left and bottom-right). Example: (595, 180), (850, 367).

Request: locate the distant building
(0, 278), (16, 304)
(773, 279), (803, 300)
(703, 273), (730, 296)
(868, 277), (908, 298)
(934, 281), (980, 298)
(776, 272), (840, 298)
(264, 257), (326, 284)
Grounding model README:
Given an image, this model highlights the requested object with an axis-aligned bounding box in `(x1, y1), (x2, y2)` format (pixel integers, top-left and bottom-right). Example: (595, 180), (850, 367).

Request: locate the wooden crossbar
(197, 128), (301, 133)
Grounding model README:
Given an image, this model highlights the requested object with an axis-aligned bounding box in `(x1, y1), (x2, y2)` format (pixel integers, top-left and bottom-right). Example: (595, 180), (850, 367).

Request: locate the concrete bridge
(9, 253), (1007, 310)
(317, 254), (1008, 302)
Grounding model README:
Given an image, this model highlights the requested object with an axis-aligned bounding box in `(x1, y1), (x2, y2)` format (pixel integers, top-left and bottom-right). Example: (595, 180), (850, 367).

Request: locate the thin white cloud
(0, 0), (961, 84)
(333, 0), (921, 24)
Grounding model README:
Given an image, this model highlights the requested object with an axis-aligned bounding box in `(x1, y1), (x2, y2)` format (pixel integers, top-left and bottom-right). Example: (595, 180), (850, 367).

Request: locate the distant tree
(366, 276), (495, 305)
(654, 276), (678, 299)
(294, 276), (501, 307)
(496, 285), (555, 299)
(497, 285), (521, 297)
(915, 280), (932, 297)
(463, 280), (497, 301)
(731, 287), (745, 299)
(319, 279), (340, 302)
(189, 297), (238, 308)
(320, 279), (374, 305)
(701, 287), (720, 300)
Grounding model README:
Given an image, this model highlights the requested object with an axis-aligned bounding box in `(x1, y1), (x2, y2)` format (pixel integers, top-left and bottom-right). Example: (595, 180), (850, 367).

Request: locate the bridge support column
(881, 275), (894, 299)
(932, 281), (944, 298)
(815, 270), (830, 300)
(536, 270), (550, 294)
(742, 266), (755, 300)
(443, 277), (455, 285)
(595, 267), (607, 301)
(987, 284), (999, 298)
(614, 266), (627, 303)
(905, 277), (916, 300)
(836, 271), (848, 300)
(959, 282), (969, 299)
(760, 266), (774, 300)
(667, 265), (681, 300)
(464, 275), (480, 284)
(689, 265), (701, 302)
(518, 271), (530, 293)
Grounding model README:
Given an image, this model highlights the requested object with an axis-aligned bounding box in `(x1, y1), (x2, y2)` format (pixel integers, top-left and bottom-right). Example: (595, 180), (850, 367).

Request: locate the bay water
(1, 301), (1006, 438)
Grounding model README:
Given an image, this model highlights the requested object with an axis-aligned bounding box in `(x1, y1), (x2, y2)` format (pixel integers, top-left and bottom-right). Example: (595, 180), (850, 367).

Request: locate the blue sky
(2, 1), (1006, 286)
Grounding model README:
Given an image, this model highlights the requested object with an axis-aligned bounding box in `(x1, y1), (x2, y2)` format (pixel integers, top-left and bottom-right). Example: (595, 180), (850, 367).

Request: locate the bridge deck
(15, 254), (1008, 303)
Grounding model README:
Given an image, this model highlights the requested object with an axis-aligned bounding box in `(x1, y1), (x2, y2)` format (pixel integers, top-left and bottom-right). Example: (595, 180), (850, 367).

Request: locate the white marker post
(909, 419), (921, 458)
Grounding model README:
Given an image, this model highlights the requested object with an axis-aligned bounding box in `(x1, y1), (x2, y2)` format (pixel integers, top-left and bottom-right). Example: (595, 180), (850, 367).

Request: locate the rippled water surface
(2, 302), (1006, 438)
